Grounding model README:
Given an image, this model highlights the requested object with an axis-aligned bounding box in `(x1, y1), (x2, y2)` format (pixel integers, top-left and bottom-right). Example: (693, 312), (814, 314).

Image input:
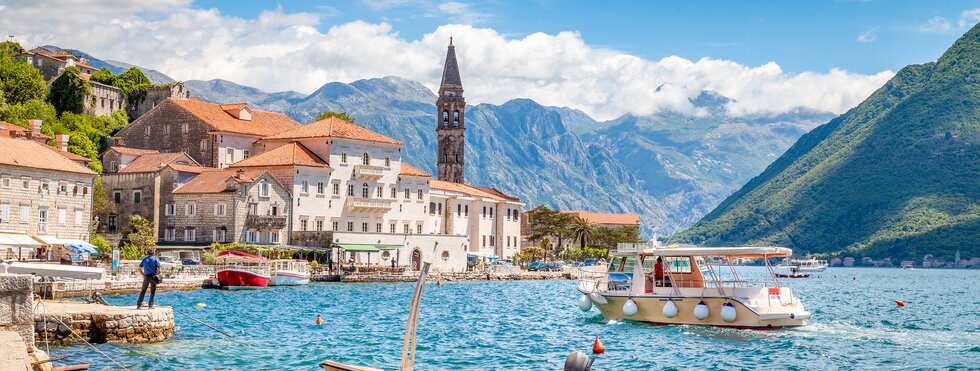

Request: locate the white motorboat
(269, 259), (311, 286)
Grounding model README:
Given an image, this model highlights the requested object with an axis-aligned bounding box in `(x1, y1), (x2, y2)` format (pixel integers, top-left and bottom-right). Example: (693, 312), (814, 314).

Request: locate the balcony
(354, 165), (386, 180)
(345, 197), (393, 213)
(246, 215), (288, 228)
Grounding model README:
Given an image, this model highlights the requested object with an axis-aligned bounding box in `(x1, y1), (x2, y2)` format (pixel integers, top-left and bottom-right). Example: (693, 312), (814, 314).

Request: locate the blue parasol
(66, 241), (99, 255)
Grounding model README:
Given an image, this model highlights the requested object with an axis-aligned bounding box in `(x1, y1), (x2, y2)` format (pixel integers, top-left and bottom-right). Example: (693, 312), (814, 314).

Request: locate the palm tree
(571, 216), (593, 251)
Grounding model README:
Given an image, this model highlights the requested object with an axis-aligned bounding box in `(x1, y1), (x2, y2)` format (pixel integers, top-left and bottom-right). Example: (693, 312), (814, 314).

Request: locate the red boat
(215, 250), (271, 290)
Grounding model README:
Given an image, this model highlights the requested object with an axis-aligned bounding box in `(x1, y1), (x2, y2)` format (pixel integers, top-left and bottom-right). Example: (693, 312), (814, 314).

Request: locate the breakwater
(34, 301), (174, 345)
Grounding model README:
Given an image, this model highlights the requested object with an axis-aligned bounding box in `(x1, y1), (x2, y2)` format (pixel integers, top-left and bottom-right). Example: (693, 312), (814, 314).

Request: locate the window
(438, 203), (442, 215)
(404, 188), (410, 200)
(664, 257), (693, 273)
(0, 204), (8, 222)
(416, 224), (423, 234)
(213, 229), (226, 242)
(482, 235), (486, 247)
(164, 126), (170, 136)
(300, 219), (308, 231)
(214, 203), (226, 216)
(376, 223), (382, 233)
(317, 181), (325, 195)
(37, 209), (47, 232)
(270, 205), (278, 216)
(429, 202), (436, 215)
(58, 208), (66, 225)
(332, 221), (339, 231)
(164, 228), (176, 241)
(464, 205), (469, 216)
(362, 153), (370, 165)
(362, 222), (368, 232)
(376, 186), (383, 198)
(200, 140), (207, 152)
(347, 184), (354, 196)
(333, 183), (340, 195)
(59, 183), (68, 194)
(21, 178), (29, 190)
(390, 224), (396, 234)
(245, 230), (257, 243)
(457, 204), (461, 216)
(385, 156), (391, 167)
(186, 204), (197, 216)
(361, 183), (369, 198)
(403, 223), (410, 234)
(482, 207), (486, 218)
(165, 204), (176, 216)
(145, 126), (150, 136)
(20, 206), (29, 224)
(184, 228), (196, 242)
(1, 178), (8, 188)
(259, 181), (270, 197)
(418, 189), (423, 200)
(347, 222), (354, 232)
(316, 220), (324, 231)
(341, 153), (347, 164)
(107, 216), (117, 232)
(391, 187), (397, 198)
(489, 208), (494, 219)
(82, 186), (88, 196)
(243, 150), (250, 159)
(181, 123), (189, 133)
(302, 180), (309, 194)
(133, 191), (141, 204)
(269, 231), (279, 244)
(490, 236), (495, 247)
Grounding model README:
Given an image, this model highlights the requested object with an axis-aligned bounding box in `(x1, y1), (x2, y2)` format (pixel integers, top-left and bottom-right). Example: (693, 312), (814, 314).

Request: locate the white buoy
(721, 303), (737, 322)
(578, 294), (593, 311)
(662, 299), (678, 318)
(589, 292), (608, 305)
(623, 298), (638, 316)
(694, 301), (710, 320)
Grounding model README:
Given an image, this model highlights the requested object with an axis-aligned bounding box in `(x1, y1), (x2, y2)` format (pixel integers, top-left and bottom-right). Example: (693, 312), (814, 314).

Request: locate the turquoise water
(54, 267), (979, 370)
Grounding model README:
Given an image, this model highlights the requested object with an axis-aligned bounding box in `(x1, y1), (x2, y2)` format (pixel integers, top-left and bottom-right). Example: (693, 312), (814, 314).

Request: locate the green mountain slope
(675, 25), (980, 261)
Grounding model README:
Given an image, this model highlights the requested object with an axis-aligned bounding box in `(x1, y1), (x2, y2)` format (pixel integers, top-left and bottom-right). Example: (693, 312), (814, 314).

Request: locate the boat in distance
(269, 259), (311, 286)
(577, 244), (811, 329)
(215, 250), (271, 290)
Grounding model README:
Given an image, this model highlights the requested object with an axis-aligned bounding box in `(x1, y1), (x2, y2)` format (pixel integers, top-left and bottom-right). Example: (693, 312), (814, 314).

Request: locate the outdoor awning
(276, 245), (330, 252)
(375, 244), (403, 251)
(336, 244), (379, 252)
(0, 232), (43, 247)
(33, 235), (68, 246)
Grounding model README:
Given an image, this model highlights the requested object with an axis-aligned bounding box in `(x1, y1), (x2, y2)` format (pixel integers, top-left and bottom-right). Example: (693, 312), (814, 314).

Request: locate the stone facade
(127, 82), (190, 121)
(113, 101), (217, 167)
(99, 163), (199, 238)
(34, 302), (173, 345)
(436, 41), (466, 184)
(19, 48), (97, 82)
(84, 81), (126, 117)
(0, 166), (95, 241)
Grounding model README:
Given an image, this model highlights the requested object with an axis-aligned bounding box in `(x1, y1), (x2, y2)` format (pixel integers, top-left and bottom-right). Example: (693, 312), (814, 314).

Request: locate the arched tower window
(362, 153), (370, 165)
(442, 110), (450, 127)
(453, 111), (460, 127)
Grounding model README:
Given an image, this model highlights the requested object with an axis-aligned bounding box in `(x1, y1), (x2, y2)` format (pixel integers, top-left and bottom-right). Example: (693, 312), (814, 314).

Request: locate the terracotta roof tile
(560, 210), (640, 226)
(0, 137), (96, 175)
(173, 169), (271, 194)
(475, 186), (521, 202)
(119, 153), (198, 173)
(399, 163), (431, 177)
(169, 98), (301, 137)
(430, 180), (519, 202)
(0, 121), (27, 138)
(108, 147), (160, 156)
(44, 146), (91, 163)
(168, 164), (211, 173)
(263, 117), (401, 145)
(230, 142), (329, 168)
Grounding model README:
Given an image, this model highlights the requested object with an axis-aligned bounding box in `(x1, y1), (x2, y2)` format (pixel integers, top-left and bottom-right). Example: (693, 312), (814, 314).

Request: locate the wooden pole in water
(400, 262), (430, 371)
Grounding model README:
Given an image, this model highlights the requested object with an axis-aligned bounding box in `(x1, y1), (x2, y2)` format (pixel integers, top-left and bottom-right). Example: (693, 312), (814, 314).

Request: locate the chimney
(28, 119), (41, 137)
(56, 134), (69, 152)
(236, 169), (245, 180)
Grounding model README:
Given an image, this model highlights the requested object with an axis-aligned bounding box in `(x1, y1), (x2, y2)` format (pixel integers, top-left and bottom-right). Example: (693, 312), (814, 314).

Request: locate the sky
(2, 0), (977, 120)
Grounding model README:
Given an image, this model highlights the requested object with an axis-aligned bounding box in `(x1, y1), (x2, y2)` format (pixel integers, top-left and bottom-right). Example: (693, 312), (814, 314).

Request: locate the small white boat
(269, 259), (311, 286)
(577, 244), (811, 329)
(7, 262), (105, 280)
(794, 258), (828, 272)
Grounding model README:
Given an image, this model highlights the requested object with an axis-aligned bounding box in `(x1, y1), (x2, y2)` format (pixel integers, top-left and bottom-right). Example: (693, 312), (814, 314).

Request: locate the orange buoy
(592, 336), (605, 355)
(315, 314), (324, 325)
(895, 300), (905, 307)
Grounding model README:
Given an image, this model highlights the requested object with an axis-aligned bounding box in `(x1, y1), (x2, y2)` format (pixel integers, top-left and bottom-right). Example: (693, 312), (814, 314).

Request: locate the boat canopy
(612, 245), (792, 258)
(216, 250), (268, 263)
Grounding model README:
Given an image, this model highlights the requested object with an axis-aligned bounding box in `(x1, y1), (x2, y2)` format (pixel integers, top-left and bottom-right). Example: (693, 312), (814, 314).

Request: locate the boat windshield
(608, 256), (639, 273)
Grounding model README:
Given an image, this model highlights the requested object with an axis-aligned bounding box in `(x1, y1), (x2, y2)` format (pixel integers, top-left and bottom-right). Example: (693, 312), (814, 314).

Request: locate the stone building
(168, 169), (290, 245)
(436, 38), (466, 184)
(127, 82), (191, 121)
(19, 47), (98, 82)
(99, 149), (206, 236)
(0, 120), (89, 168)
(0, 136), (97, 243)
(83, 80), (126, 117)
(113, 98), (301, 168)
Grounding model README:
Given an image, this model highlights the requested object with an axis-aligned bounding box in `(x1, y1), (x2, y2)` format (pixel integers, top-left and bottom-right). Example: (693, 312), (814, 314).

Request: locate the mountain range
(674, 25), (980, 260)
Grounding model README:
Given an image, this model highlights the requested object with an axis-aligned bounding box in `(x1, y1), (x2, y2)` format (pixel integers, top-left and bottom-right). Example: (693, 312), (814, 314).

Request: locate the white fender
(720, 303), (737, 322)
(623, 299), (638, 316)
(694, 301), (710, 320)
(578, 294), (593, 311)
(662, 299), (678, 318)
(589, 292), (608, 305)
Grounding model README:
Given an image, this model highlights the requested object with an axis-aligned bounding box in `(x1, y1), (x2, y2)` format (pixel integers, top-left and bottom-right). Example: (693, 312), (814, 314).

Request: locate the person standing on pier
(137, 249), (161, 309)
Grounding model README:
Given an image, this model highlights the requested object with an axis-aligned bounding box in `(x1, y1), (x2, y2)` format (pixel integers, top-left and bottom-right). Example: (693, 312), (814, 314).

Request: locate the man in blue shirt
(137, 249), (161, 309)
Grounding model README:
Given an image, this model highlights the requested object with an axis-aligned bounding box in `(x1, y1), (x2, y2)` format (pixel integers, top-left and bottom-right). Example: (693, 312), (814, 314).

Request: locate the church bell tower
(436, 38), (465, 183)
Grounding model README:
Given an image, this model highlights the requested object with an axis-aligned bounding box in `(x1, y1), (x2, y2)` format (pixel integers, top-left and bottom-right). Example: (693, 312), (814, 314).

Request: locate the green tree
(121, 215), (156, 259)
(570, 216), (593, 250)
(0, 41), (24, 60)
(0, 99), (58, 126)
(316, 111), (355, 123)
(90, 68), (117, 86)
(47, 66), (89, 115)
(115, 67), (151, 106)
(0, 58), (46, 105)
(90, 234), (112, 257)
(525, 206), (575, 260)
(92, 177), (116, 218)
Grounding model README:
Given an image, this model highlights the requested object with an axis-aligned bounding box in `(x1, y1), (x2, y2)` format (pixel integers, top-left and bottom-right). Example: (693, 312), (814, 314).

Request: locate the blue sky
(194, 0), (976, 74)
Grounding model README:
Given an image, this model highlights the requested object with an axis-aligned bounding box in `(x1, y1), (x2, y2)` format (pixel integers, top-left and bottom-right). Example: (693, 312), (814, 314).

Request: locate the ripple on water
(51, 267), (980, 370)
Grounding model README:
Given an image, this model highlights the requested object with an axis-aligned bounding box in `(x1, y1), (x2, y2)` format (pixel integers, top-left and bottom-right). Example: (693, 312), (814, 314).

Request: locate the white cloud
(959, 8), (980, 28)
(857, 27), (877, 43)
(919, 16), (953, 33)
(4, 1), (893, 120)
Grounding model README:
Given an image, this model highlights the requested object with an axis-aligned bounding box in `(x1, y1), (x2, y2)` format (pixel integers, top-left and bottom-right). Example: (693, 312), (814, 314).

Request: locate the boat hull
(588, 294), (808, 329)
(217, 268), (270, 289)
(776, 273), (811, 278)
(796, 267), (826, 272)
(270, 271), (311, 286)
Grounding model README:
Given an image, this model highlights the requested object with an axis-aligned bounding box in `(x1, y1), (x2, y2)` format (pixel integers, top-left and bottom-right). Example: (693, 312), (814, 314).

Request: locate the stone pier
(34, 302), (174, 345)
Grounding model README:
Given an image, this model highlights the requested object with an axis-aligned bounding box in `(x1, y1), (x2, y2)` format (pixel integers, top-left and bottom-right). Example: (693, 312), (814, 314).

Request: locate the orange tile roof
(476, 186), (521, 202)
(560, 210), (640, 226)
(169, 98), (301, 137)
(263, 117), (402, 145)
(0, 136), (96, 175)
(168, 164), (211, 173)
(119, 153), (197, 173)
(107, 147), (160, 156)
(430, 180), (520, 202)
(399, 163), (431, 177)
(44, 146), (91, 163)
(230, 142), (329, 168)
(75, 61), (97, 71)
(173, 169), (272, 194)
(0, 121), (27, 138)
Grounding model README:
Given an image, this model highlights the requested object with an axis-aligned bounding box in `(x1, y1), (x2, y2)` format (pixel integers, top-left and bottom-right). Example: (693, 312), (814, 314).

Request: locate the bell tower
(436, 38), (465, 183)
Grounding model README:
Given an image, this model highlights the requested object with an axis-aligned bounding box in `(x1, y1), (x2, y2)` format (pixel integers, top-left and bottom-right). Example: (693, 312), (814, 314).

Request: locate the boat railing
(216, 264), (270, 276)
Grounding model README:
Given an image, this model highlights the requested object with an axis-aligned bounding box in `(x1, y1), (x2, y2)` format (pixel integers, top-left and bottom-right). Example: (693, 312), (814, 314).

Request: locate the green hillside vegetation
(0, 42), (131, 173)
(675, 25), (980, 261)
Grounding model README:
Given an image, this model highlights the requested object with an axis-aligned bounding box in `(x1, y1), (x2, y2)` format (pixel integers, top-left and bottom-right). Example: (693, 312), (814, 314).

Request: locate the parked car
(545, 261), (565, 271)
(157, 256), (180, 268)
(528, 261), (546, 271)
(181, 258), (203, 266)
(583, 258), (598, 266)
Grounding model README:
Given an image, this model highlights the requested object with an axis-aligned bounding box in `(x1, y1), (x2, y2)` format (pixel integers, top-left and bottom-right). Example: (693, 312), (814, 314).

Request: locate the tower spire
(436, 40), (466, 183)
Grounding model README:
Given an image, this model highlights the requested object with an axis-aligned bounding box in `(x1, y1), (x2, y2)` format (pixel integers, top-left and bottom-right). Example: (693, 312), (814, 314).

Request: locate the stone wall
(127, 82), (190, 121)
(0, 274), (35, 354)
(34, 278), (212, 299)
(83, 82), (126, 118)
(100, 171), (158, 234)
(35, 302), (173, 345)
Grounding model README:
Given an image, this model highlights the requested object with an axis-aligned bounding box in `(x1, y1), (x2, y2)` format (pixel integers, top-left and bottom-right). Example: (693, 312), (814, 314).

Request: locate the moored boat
(269, 259), (311, 286)
(215, 251), (270, 290)
(577, 244), (811, 329)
